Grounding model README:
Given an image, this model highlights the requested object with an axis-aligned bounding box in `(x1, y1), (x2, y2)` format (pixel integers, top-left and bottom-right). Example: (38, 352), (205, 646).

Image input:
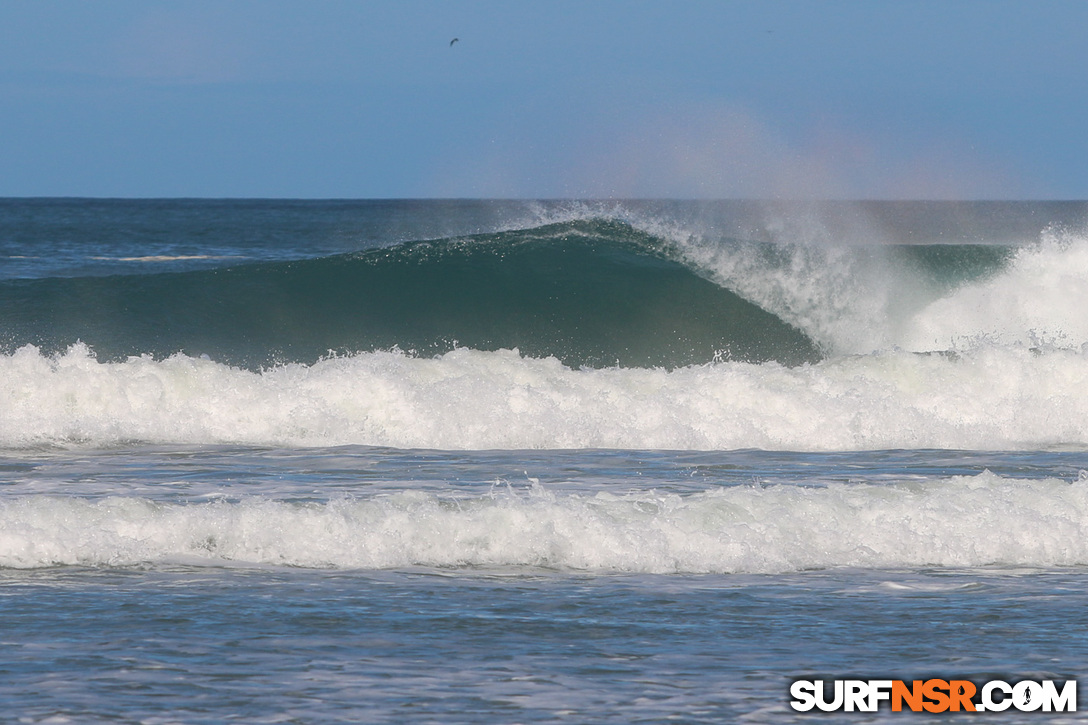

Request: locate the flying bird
(450, 38), (459, 47)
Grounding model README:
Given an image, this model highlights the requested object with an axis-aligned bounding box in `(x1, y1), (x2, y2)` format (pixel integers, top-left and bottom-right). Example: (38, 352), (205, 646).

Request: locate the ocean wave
(0, 219), (820, 369)
(3, 343), (1088, 451)
(3, 472), (1086, 573)
(6, 210), (1088, 367)
(529, 204), (1088, 356)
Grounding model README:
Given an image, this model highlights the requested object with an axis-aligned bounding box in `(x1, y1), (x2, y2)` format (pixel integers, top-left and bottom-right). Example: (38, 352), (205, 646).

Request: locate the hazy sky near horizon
(1, 0), (1085, 199)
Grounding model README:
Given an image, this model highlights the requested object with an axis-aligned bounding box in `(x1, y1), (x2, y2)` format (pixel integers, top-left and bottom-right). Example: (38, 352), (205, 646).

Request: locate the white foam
(3, 472), (1086, 573)
(900, 229), (1088, 351)
(3, 343), (1088, 451)
(89, 254), (247, 263)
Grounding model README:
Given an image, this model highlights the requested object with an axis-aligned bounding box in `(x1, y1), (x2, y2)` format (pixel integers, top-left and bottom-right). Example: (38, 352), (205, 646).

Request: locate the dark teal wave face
(891, 243), (1014, 288)
(0, 220), (822, 369)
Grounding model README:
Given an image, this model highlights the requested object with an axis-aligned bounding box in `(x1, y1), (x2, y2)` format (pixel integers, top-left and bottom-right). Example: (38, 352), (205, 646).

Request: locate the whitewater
(2, 199), (1087, 723)
(4, 341), (1088, 451)
(5, 470), (1088, 573)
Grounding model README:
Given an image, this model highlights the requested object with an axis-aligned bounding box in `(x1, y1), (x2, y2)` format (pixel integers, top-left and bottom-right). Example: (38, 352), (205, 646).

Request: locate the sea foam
(2, 342), (1088, 451)
(2, 472), (1086, 573)
(901, 230), (1088, 351)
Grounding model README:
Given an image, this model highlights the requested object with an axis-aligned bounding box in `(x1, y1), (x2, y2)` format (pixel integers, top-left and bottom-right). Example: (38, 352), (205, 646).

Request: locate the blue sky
(1, 0), (1085, 199)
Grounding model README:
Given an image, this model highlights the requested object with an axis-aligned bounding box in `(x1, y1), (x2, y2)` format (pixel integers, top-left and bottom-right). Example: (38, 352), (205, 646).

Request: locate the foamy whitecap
(2, 472), (1086, 572)
(901, 231), (1088, 351)
(2, 343), (1088, 451)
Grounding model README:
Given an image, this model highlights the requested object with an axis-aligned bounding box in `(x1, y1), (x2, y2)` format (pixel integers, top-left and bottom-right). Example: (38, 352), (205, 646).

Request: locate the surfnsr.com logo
(790, 679), (1077, 713)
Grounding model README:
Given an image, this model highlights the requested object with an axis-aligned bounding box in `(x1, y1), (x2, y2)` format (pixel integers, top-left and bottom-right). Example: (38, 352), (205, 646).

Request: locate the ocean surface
(2, 198), (1088, 723)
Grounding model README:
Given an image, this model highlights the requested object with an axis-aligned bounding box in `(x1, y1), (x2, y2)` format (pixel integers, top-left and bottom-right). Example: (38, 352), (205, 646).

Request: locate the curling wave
(0, 219), (821, 369)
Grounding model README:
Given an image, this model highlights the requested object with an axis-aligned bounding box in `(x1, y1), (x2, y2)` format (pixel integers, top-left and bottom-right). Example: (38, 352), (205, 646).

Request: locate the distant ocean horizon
(3, 198), (1088, 722)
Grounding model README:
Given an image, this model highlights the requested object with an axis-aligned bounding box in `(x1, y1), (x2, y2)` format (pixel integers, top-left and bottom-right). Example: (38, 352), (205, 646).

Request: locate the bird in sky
(450, 38), (459, 47)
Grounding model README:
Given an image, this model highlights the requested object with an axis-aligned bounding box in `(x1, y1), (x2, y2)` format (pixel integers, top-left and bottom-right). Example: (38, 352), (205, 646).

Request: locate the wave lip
(3, 472), (1086, 573)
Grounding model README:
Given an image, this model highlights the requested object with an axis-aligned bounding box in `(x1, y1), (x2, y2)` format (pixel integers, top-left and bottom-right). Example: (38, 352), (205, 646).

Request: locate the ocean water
(2, 198), (1088, 723)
